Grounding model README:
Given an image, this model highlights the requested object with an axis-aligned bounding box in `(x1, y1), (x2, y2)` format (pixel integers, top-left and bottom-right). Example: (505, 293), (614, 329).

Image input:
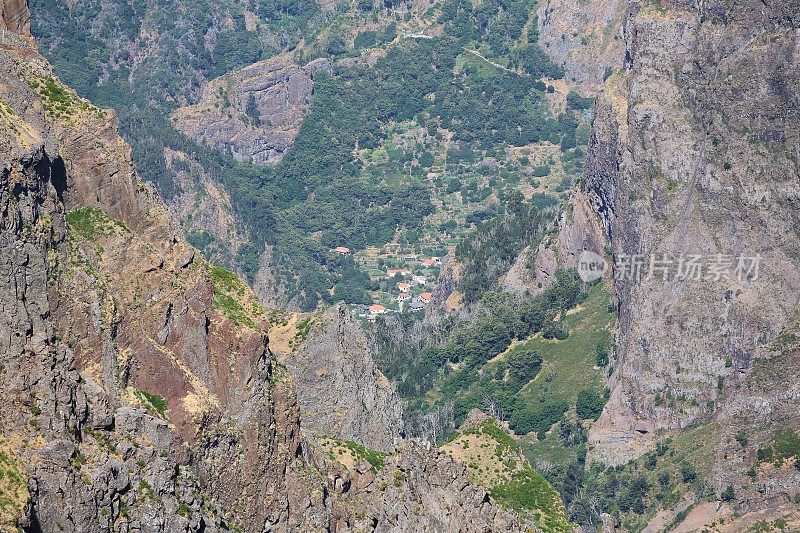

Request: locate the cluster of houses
(332, 245), (443, 318)
(366, 290), (433, 316)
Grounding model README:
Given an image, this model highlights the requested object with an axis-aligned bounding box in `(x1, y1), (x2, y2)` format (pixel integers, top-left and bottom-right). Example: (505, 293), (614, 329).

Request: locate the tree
(595, 343), (609, 367)
(681, 464), (697, 483)
(721, 485), (735, 501)
(246, 94), (261, 127)
(506, 349), (542, 386)
(576, 389), (605, 420)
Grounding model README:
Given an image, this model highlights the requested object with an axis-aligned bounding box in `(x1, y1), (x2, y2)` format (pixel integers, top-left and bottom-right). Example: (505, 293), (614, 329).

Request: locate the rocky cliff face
(536, 0), (626, 92)
(315, 439), (527, 533)
(274, 304), (404, 452)
(583, 0), (800, 476)
(172, 55), (331, 165)
(0, 0), (28, 34)
(0, 2), (528, 531)
(0, 35), (323, 532)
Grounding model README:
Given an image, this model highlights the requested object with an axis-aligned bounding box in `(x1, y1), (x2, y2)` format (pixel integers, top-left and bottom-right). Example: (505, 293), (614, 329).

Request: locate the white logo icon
(577, 250), (607, 282)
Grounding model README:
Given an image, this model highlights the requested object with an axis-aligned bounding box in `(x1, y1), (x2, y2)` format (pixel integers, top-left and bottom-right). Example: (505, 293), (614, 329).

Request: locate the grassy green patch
(66, 207), (130, 241)
(133, 388), (168, 418)
(289, 316), (315, 349)
(27, 75), (106, 122)
(519, 283), (613, 417)
(444, 420), (572, 533)
(0, 444), (28, 529)
(209, 265), (264, 330)
(490, 469), (572, 533)
(758, 428), (800, 467)
(325, 438), (387, 472)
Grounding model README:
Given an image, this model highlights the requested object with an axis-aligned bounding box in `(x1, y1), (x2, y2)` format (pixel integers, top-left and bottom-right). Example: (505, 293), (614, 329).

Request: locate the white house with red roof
(397, 282), (411, 291)
(398, 292), (411, 302)
(368, 304), (387, 315)
(419, 292), (433, 304)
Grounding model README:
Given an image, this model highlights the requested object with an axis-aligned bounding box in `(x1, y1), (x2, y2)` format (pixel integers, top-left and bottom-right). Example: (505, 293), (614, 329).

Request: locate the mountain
(0, 2), (543, 530)
(3, 0), (800, 531)
(578, 0), (800, 527)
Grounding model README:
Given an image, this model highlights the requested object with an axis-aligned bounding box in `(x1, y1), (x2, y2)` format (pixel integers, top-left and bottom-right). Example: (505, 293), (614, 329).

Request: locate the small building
(398, 292), (411, 302)
(419, 292), (433, 304)
(403, 254), (418, 261)
(334, 246), (351, 255)
(368, 304), (387, 315)
(387, 268), (411, 278)
(421, 259), (437, 268)
(397, 282), (411, 291)
(412, 275), (427, 285)
(409, 301), (425, 312)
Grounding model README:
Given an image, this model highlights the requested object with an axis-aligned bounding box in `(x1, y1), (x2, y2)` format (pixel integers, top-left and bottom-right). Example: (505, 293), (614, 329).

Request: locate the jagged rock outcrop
(319, 439), (527, 532)
(536, 0), (626, 92)
(279, 304), (404, 452)
(0, 0), (28, 35)
(0, 30), (323, 531)
(172, 55), (331, 165)
(584, 0), (800, 469)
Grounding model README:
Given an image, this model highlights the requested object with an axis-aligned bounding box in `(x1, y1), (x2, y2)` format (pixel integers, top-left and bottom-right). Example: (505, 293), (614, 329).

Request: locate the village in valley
(333, 245), (442, 318)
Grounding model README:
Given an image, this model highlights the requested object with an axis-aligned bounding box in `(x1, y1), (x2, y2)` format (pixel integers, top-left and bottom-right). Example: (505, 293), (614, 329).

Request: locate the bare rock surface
(536, 0), (627, 92)
(172, 55), (331, 165)
(584, 0), (800, 467)
(279, 303), (404, 451)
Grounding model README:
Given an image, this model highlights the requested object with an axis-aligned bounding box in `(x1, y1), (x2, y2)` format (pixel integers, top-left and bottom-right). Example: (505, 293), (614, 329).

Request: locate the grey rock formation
(583, 0), (800, 466)
(283, 303), (404, 451)
(172, 55), (331, 165)
(536, 0), (626, 92)
(324, 440), (527, 533)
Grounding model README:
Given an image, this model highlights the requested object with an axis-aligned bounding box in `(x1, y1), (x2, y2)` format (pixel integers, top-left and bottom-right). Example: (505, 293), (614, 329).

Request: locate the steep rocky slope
(0, 0), (27, 33)
(172, 56), (331, 165)
(271, 304), (404, 452)
(578, 0), (800, 525)
(0, 2), (531, 531)
(0, 31), (319, 532)
(536, 0), (626, 92)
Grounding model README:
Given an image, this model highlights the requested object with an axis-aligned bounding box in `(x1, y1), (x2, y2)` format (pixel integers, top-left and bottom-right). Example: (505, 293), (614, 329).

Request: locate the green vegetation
(568, 422), (721, 529)
(0, 444), (28, 528)
(133, 388), (168, 418)
(289, 317), (315, 349)
(491, 469), (572, 533)
(575, 389), (606, 421)
(757, 428), (800, 467)
(27, 75), (105, 121)
(66, 207), (130, 241)
(456, 192), (553, 303)
(209, 265), (264, 330)
(32, 0), (590, 311)
(383, 271), (590, 432)
(444, 421), (572, 533)
(323, 438), (387, 472)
